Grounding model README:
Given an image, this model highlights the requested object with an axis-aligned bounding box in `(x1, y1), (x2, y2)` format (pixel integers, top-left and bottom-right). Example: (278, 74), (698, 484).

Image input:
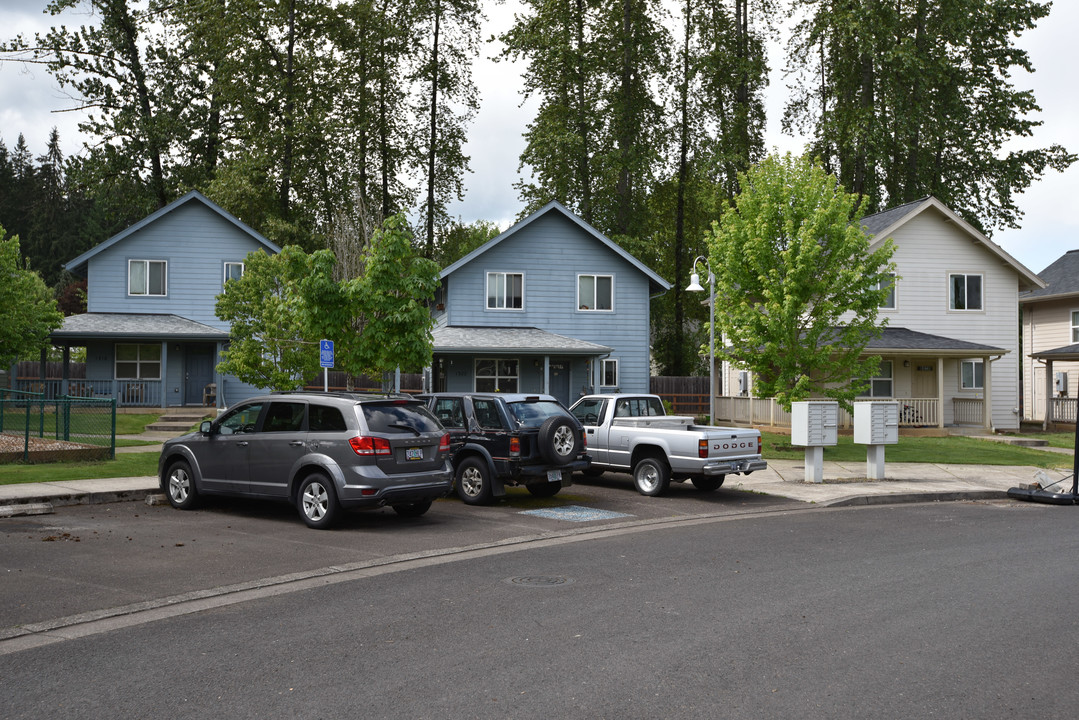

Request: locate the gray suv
(158, 392), (453, 529)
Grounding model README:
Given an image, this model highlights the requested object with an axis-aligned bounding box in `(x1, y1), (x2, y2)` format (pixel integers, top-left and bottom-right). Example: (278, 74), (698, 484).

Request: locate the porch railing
(715, 397), (946, 428)
(1049, 397), (1077, 424)
(951, 397), (985, 426)
(14, 378), (162, 408)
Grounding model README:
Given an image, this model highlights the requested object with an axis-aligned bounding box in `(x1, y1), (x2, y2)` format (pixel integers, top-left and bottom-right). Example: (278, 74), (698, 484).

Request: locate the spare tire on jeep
(537, 416), (582, 465)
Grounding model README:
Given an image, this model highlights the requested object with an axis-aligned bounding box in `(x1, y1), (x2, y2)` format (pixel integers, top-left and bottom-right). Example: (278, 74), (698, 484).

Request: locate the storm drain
(504, 575), (575, 588)
(518, 505), (633, 522)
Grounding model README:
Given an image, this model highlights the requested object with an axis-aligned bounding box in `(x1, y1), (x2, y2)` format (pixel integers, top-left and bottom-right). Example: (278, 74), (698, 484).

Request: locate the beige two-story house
(1019, 250), (1079, 425)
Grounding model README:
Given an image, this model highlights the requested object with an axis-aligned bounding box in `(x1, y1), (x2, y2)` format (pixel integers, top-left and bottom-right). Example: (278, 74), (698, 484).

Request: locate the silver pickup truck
(568, 393), (767, 496)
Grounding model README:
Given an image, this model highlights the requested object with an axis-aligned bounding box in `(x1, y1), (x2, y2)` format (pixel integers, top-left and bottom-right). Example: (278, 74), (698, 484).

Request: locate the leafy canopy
(214, 215), (439, 391)
(705, 153), (895, 410)
(0, 225), (64, 368)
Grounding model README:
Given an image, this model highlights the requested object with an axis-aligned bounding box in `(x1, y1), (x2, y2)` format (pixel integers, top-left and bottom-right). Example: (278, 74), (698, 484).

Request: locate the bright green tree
(214, 246), (334, 391)
(0, 226), (64, 369)
(704, 153), (896, 410)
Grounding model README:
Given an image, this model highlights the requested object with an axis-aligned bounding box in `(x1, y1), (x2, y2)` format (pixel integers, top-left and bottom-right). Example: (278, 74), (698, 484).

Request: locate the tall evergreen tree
(784, 0), (1074, 229)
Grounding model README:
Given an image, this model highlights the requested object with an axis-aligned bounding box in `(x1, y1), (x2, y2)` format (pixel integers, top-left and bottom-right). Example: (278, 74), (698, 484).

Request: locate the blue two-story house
(431, 201), (670, 406)
(49, 191), (280, 409)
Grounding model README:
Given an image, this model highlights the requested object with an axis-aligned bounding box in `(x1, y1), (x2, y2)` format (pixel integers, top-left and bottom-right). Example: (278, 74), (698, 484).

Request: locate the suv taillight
(509, 436), (520, 457)
(350, 436), (392, 456)
(439, 433), (450, 453)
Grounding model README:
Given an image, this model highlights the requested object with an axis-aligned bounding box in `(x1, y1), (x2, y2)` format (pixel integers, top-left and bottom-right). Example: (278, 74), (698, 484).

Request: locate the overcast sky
(2, 0), (1076, 273)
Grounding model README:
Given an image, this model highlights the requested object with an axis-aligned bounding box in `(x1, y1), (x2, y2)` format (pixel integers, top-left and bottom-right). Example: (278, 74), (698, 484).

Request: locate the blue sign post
(320, 340), (334, 392)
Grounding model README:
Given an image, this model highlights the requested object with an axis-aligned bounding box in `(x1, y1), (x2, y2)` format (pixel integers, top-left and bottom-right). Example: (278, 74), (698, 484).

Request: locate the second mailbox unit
(853, 401), (899, 479)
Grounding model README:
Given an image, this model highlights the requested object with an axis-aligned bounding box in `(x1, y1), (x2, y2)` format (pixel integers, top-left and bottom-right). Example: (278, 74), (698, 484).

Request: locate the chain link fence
(0, 389), (116, 464)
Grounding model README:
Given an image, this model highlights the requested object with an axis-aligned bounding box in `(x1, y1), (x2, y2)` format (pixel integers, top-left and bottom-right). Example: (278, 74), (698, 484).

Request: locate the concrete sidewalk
(2, 457), (1073, 516)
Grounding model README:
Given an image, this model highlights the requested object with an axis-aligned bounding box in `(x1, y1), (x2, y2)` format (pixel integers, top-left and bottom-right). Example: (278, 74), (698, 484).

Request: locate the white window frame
(961, 359), (984, 390)
(114, 343), (162, 380)
(949, 273), (983, 311)
(474, 358), (519, 393)
(128, 259), (167, 297)
(486, 272), (524, 311)
(602, 358), (619, 387)
(224, 262), (244, 284)
(1071, 310), (1079, 343)
(875, 272), (897, 310)
(860, 360), (894, 398)
(577, 273), (614, 312)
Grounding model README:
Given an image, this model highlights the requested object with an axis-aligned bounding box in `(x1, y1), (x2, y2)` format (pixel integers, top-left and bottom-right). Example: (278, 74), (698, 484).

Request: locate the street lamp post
(686, 257), (715, 425)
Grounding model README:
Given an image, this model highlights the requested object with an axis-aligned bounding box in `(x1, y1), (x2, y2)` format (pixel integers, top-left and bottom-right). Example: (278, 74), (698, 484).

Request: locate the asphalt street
(2, 487), (1079, 719)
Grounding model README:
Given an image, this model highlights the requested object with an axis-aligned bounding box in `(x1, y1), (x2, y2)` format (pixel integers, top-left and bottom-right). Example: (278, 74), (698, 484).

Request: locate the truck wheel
(538, 416), (582, 465)
(633, 457), (670, 496)
(691, 476), (725, 492)
(456, 456), (493, 505)
(525, 482), (561, 498)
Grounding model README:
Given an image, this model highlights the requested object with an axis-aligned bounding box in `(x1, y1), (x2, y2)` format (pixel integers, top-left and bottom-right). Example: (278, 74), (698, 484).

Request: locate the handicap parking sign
(319, 339), (334, 368)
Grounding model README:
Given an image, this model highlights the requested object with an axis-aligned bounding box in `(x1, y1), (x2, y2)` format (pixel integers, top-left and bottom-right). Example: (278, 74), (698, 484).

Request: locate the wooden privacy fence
(650, 376), (710, 417)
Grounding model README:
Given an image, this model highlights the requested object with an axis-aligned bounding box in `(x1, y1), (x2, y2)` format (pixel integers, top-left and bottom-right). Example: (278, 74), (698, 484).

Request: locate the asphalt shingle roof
(859, 197), (930, 238)
(52, 313), (230, 341)
(1021, 250), (1079, 301)
(433, 326), (612, 354)
(867, 327), (1004, 354)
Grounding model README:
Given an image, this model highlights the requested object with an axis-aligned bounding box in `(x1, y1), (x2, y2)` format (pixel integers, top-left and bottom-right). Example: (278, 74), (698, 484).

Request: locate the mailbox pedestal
(853, 402), (899, 480)
(791, 401), (839, 484)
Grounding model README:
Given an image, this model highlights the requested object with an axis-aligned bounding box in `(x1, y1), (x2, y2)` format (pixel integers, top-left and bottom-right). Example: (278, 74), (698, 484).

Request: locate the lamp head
(686, 272), (704, 293)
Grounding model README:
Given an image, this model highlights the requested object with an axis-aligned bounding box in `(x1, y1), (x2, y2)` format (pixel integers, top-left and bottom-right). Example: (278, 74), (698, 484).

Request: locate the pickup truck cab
(569, 393), (767, 496)
(419, 393), (590, 505)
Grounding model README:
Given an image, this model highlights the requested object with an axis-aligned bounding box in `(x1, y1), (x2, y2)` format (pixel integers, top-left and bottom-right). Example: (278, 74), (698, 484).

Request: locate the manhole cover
(504, 576), (575, 588)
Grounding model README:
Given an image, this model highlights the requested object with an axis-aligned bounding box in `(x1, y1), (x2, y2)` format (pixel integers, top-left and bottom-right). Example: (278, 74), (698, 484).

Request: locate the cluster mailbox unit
(791, 401), (839, 484)
(853, 401), (899, 480)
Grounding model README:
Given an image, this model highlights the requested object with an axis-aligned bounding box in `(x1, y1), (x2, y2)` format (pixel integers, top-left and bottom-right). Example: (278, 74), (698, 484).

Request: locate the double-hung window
(128, 259), (167, 297)
(115, 343), (162, 380)
(475, 359), (519, 393)
(874, 273), (896, 310)
(1071, 311), (1079, 343)
(602, 358), (619, 387)
(578, 274), (613, 311)
(949, 273), (982, 311)
(487, 272), (523, 310)
(224, 262), (244, 284)
(860, 360), (893, 398)
(961, 359), (984, 390)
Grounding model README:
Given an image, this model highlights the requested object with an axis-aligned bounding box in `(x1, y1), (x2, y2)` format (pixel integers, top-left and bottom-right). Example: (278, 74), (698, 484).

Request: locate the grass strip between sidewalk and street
(761, 431), (1072, 468)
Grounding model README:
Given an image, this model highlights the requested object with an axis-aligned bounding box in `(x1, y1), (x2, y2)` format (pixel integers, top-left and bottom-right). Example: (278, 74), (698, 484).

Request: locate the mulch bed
(0, 432), (112, 464)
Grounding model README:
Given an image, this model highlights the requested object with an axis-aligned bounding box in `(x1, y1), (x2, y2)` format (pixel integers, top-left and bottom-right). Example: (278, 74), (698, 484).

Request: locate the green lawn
(1007, 431), (1078, 450)
(0, 452), (159, 485)
(761, 431), (1071, 469)
(0, 411), (160, 436)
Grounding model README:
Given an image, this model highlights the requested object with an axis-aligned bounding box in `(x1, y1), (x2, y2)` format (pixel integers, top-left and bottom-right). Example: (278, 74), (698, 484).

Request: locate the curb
(822, 489), (1009, 507)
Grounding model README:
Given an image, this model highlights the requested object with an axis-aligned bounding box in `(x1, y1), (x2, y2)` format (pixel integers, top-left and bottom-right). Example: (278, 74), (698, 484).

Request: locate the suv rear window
(508, 400), (569, 428)
(362, 401), (443, 434)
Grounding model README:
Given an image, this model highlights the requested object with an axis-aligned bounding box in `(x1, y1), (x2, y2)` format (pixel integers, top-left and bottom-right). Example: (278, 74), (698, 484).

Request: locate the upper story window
(128, 259), (167, 297)
(874, 273), (896, 310)
(487, 272), (523, 310)
(949, 273), (982, 311)
(578, 274), (613, 311)
(224, 262), (244, 284)
(1071, 311), (1079, 343)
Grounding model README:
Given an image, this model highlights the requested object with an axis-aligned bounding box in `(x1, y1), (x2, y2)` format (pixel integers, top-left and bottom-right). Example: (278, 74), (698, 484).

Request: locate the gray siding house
(49, 191), (280, 409)
(431, 201), (670, 406)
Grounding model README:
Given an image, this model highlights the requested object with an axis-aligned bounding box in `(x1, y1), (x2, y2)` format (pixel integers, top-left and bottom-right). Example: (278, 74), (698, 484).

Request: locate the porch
(714, 396), (987, 429)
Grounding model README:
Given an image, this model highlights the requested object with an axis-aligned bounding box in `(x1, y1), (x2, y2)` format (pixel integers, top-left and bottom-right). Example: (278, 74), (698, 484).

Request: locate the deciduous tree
(0, 226), (64, 369)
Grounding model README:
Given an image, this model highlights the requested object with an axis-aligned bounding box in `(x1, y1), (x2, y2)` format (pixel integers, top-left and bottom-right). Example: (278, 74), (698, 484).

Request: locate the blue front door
(184, 344), (215, 405)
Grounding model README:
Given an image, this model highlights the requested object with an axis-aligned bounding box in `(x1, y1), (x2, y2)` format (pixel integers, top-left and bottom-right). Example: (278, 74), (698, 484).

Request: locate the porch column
(937, 356), (945, 429)
(983, 354), (992, 430)
(161, 341), (169, 409)
(61, 345), (70, 396)
(543, 356), (550, 394)
(1044, 358), (1054, 431)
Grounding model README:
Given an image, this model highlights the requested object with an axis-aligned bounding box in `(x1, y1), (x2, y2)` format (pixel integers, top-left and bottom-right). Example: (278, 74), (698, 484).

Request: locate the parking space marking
(518, 505), (634, 522)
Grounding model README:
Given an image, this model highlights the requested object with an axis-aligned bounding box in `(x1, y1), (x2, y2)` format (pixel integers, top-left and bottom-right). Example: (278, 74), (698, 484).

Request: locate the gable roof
(64, 190), (280, 275)
(440, 200), (670, 295)
(861, 196), (1044, 291)
(1020, 249), (1079, 302)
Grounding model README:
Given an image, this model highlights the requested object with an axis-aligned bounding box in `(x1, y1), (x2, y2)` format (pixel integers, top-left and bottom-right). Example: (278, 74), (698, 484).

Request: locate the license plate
(406, 448), (424, 461)
(547, 470), (562, 483)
